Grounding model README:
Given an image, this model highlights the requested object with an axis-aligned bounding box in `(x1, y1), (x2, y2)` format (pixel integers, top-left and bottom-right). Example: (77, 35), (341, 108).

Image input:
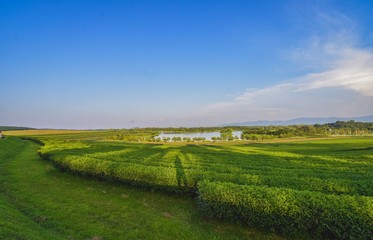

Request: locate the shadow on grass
(175, 156), (188, 189)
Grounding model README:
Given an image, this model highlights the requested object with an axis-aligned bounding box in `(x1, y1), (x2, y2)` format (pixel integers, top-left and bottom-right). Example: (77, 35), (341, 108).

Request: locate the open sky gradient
(1, 0), (373, 129)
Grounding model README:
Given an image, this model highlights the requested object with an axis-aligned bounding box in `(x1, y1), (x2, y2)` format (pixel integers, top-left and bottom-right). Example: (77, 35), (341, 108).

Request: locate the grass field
(0, 137), (282, 239)
(1, 131), (372, 239)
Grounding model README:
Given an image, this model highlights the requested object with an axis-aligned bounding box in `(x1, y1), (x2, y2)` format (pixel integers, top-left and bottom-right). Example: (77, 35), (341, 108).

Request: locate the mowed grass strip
(0, 138), (63, 240)
(0, 137), (283, 240)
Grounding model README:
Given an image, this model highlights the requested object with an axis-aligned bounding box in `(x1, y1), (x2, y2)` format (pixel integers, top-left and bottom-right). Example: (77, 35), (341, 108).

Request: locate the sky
(1, 0), (373, 129)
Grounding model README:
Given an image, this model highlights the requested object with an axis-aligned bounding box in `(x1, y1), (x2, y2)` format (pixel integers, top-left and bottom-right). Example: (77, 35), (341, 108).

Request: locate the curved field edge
(0, 138), (64, 239)
(36, 137), (373, 239)
(0, 137), (282, 240)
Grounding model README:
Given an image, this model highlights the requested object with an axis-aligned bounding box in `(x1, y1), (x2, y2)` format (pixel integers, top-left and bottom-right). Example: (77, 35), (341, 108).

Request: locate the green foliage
(40, 138), (373, 196)
(241, 125), (328, 139)
(326, 120), (373, 130)
(1, 137), (275, 239)
(35, 134), (373, 239)
(197, 180), (373, 239)
(239, 121), (373, 139)
(220, 128), (233, 141)
(103, 121), (373, 143)
(0, 126), (34, 131)
(106, 129), (159, 142)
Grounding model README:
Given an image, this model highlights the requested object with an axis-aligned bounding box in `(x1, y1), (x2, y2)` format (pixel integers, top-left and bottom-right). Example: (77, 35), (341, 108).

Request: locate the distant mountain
(222, 115), (373, 127)
(0, 126), (34, 131)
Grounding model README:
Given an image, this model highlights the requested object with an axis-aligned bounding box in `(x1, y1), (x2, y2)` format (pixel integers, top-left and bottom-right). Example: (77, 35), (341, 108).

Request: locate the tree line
(106, 120), (373, 142)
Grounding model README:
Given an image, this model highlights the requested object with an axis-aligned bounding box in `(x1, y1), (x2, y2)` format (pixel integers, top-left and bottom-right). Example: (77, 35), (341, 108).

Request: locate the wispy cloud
(296, 47), (373, 96)
(204, 9), (373, 123)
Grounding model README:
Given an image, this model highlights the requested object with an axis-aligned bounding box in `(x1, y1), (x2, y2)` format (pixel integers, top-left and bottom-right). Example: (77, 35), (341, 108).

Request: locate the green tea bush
(197, 180), (373, 239)
(41, 152), (196, 192)
(36, 136), (373, 239)
(39, 140), (373, 196)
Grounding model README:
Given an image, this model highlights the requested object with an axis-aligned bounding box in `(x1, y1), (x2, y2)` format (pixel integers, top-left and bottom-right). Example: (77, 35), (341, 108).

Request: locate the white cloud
(297, 47), (373, 96)
(199, 7), (373, 124)
(204, 45), (373, 123)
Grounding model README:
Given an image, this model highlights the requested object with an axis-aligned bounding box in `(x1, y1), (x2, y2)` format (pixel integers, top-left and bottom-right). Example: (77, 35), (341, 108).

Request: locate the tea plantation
(1, 131), (373, 239)
(0, 136), (281, 240)
(35, 135), (373, 239)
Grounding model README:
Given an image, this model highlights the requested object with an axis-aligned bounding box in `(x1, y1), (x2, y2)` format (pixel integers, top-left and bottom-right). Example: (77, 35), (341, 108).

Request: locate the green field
(0, 137), (282, 240)
(1, 131), (373, 239)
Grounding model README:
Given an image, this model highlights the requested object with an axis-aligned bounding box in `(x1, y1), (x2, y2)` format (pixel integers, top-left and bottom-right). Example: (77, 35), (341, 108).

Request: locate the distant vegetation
(105, 120), (373, 142)
(241, 120), (373, 140)
(106, 128), (160, 142)
(0, 126), (34, 131)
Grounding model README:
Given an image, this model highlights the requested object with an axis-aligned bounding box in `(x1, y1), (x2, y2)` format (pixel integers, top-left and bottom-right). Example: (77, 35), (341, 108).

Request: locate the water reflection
(157, 131), (242, 141)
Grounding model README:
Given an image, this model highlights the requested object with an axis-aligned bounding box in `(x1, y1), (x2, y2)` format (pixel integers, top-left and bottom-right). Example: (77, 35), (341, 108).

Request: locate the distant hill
(222, 115), (373, 127)
(0, 126), (34, 131)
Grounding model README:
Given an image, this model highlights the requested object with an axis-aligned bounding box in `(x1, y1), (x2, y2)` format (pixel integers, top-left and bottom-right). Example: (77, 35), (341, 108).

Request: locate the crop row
(37, 138), (373, 239)
(197, 180), (373, 239)
(43, 152), (373, 239)
(42, 148), (373, 196)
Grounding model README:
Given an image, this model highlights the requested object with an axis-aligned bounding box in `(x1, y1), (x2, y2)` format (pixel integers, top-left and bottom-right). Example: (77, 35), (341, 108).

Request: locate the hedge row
(42, 150), (371, 197)
(43, 156), (366, 197)
(38, 140), (373, 239)
(38, 140), (372, 196)
(199, 171), (372, 196)
(197, 180), (373, 239)
(41, 154), (197, 193)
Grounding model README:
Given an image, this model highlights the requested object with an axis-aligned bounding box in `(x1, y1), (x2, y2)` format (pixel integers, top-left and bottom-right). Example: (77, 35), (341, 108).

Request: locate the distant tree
(220, 128), (233, 141)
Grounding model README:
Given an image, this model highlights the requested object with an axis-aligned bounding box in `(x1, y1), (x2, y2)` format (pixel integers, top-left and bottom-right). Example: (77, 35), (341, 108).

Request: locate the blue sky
(1, 0), (373, 128)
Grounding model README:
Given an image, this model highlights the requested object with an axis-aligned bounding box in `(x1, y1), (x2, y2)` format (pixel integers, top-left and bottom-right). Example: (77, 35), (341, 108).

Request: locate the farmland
(1, 130), (373, 239)
(4, 1), (373, 239)
(0, 136), (281, 240)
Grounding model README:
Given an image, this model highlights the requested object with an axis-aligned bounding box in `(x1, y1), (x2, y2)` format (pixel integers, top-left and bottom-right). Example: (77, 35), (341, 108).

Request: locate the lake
(157, 131), (242, 140)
